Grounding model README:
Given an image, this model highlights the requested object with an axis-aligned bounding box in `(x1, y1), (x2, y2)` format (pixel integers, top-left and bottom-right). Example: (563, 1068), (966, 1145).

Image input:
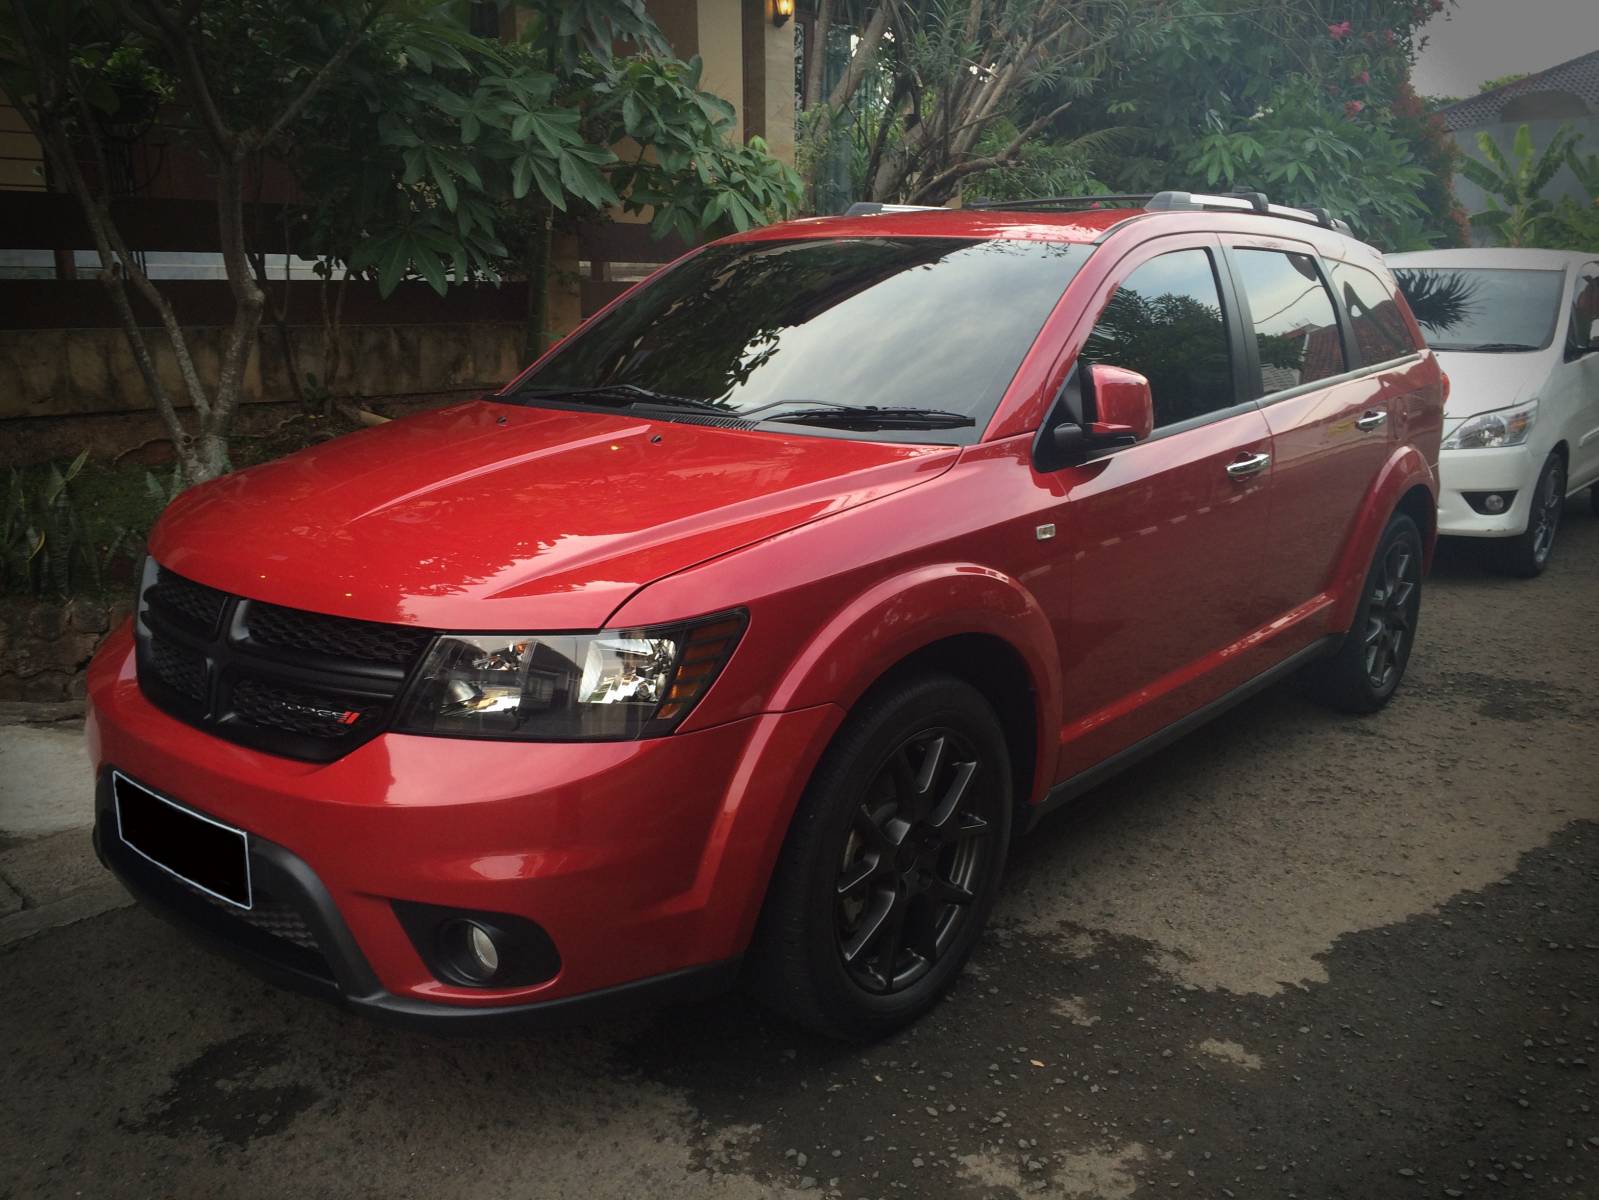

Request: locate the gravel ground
(1, 499), (1595, 1200)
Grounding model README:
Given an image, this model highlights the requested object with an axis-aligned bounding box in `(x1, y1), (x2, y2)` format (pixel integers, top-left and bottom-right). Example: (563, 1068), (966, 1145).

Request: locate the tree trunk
(522, 206), (553, 365)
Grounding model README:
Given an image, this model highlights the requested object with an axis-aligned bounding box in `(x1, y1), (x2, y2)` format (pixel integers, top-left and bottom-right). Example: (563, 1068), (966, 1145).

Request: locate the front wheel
(1493, 453), (1564, 578)
(1305, 512), (1423, 714)
(750, 674), (1012, 1040)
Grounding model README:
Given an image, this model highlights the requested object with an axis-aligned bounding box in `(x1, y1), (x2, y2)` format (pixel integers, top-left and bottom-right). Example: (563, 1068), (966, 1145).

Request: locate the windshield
(1393, 266), (1565, 352)
(508, 236), (1093, 441)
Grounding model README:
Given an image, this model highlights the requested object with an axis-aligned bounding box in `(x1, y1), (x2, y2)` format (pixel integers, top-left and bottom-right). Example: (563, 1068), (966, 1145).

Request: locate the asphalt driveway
(2, 500), (1595, 1200)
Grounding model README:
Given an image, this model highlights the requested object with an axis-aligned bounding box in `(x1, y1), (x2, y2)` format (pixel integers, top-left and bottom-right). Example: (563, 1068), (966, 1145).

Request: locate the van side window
(1233, 250), (1346, 394)
(1329, 262), (1416, 365)
(1081, 249), (1234, 428)
(1569, 265), (1599, 355)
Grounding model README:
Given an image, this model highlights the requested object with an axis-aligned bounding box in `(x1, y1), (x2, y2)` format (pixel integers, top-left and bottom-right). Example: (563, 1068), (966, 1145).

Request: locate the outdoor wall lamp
(772, 0), (793, 27)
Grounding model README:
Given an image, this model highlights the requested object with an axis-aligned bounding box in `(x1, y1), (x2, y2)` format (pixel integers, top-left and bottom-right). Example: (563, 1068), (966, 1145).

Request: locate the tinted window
(1391, 266), (1566, 353)
(1080, 249), (1234, 428)
(515, 237), (1092, 441)
(1569, 266), (1598, 353)
(1329, 262), (1417, 363)
(1234, 250), (1345, 393)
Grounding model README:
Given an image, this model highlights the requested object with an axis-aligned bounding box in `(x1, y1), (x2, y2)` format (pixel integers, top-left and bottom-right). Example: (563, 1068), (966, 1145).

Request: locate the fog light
(444, 919), (500, 983)
(1483, 493), (1506, 513)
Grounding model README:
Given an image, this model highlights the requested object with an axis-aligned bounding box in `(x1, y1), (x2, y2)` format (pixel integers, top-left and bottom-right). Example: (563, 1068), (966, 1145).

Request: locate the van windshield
(1393, 266), (1565, 352)
(510, 236), (1092, 441)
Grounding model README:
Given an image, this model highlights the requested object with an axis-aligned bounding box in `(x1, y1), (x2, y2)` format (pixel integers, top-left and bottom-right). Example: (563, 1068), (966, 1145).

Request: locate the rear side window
(1081, 249), (1234, 428)
(1329, 262), (1416, 365)
(1233, 250), (1346, 394)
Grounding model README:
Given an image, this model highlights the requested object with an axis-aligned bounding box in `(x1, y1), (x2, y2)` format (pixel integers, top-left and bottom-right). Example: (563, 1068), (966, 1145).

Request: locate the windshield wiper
(767, 404), (975, 431)
(518, 383), (729, 414)
(1431, 342), (1540, 353)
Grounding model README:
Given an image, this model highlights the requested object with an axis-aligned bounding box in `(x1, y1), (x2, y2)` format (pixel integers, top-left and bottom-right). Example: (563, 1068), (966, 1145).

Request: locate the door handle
(1225, 451), (1272, 480)
(1355, 409), (1388, 432)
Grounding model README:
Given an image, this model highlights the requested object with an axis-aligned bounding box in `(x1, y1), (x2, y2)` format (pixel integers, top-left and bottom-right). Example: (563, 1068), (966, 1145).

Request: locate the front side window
(1330, 262), (1417, 364)
(1080, 248), (1234, 428)
(1391, 266), (1567, 355)
(1233, 250), (1345, 394)
(512, 236), (1093, 441)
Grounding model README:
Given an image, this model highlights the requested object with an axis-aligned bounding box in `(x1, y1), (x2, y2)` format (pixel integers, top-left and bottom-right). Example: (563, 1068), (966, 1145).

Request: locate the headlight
(394, 612), (745, 741)
(1443, 399), (1538, 450)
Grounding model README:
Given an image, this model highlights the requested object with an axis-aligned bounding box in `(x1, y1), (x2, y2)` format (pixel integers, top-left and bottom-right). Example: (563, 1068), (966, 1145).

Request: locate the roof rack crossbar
(1146, 190), (1352, 233)
(844, 202), (945, 216)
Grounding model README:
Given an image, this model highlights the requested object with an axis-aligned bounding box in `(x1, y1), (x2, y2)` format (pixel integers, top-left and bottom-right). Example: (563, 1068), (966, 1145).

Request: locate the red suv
(87, 192), (1444, 1038)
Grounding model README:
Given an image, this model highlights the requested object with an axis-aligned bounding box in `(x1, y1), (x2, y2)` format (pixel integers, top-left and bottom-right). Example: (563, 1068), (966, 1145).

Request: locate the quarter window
(1329, 262), (1416, 365)
(1233, 250), (1345, 394)
(1081, 249), (1234, 428)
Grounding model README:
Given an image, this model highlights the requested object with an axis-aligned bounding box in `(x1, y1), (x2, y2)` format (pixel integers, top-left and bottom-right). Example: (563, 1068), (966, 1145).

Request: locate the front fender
(1328, 445), (1438, 631)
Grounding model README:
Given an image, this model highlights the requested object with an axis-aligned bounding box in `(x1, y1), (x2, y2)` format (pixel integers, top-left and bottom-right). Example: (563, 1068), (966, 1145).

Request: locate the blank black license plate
(114, 772), (252, 909)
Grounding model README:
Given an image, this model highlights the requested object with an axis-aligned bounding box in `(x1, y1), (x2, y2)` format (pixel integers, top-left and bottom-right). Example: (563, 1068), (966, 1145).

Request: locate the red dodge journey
(87, 192), (1444, 1038)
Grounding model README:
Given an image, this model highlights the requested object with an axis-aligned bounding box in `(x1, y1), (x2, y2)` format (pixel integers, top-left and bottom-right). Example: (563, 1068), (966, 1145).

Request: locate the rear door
(1052, 234), (1279, 779)
(1227, 241), (1414, 615)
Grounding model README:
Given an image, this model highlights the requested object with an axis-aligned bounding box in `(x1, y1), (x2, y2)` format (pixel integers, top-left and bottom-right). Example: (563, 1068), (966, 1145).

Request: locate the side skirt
(1026, 635), (1340, 833)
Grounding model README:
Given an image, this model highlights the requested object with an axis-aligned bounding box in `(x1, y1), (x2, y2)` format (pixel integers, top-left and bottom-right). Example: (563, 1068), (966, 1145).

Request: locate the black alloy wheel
(1305, 511), (1423, 714)
(835, 728), (993, 995)
(1494, 453), (1565, 578)
(1362, 536), (1418, 692)
(752, 673), (1012, 1039)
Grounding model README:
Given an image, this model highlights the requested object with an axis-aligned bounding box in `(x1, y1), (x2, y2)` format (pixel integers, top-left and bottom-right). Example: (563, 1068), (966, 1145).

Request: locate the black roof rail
(963, 193), (1155, 212)
(844, 202), (945, 216)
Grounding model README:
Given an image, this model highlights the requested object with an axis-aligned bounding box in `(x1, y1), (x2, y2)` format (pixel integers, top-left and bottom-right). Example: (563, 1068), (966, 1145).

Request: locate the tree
(1461, 122), (1582, 247)
(2, 0), (387, 484)
(2, 1), (801, 482)
(798, 0), (1161, 207)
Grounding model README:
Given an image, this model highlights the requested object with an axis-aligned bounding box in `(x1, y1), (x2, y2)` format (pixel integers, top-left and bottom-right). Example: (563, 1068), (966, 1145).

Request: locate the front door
(1048, 237), (1279, 780)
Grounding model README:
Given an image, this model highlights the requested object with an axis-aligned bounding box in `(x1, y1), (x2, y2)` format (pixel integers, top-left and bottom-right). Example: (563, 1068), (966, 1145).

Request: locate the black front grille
(244, 601), (435, 666)
(134, 561), (435, 763)
(198, 888), (321, 951)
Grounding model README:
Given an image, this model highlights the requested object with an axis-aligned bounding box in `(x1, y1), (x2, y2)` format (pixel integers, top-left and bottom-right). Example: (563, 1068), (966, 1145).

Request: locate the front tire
(1306, 512), (1423, 714)
(751, 673), (1012, 1040)
(1493, 452), (1564, 578)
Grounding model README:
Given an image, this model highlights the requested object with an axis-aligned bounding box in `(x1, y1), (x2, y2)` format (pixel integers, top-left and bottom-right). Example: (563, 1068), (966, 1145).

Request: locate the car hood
(1435, 349), (1551, 422)
(149, 400), (957, 629)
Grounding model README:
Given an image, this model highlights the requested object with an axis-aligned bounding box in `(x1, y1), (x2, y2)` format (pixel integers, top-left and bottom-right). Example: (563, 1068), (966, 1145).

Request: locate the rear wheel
(1493, 453), (1564, 578)
(1305, 512), (1422, 714)
(751, 674), (1012, 1040)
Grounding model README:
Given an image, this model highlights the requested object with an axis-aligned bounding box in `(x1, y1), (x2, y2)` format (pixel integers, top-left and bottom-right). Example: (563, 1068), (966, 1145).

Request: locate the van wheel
(751, 674), (1012, 1040)
(1588, 481), (1598, 518)
(1305, 512), (1422, 714)
(1493, 453), (1564, 578)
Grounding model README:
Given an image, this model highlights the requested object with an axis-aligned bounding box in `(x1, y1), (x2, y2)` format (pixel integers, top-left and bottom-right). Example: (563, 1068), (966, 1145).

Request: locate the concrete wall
(0, 321), (524, 423)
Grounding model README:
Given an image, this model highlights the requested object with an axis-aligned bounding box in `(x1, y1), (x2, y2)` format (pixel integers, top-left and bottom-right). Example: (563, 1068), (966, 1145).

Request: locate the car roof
(1387, 248), (1590, 269)
(723, 206), (1385, 264)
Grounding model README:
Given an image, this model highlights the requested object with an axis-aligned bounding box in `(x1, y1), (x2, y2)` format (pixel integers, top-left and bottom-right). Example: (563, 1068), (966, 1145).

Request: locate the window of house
(1233, 250), (1346, 393)
(1329, 262), (1416, 365)
(1080, 249), (1235, 428)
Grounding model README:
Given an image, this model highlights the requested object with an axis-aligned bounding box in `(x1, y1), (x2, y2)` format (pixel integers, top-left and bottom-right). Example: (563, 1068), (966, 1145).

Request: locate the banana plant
(1460, 123), (1582, 247)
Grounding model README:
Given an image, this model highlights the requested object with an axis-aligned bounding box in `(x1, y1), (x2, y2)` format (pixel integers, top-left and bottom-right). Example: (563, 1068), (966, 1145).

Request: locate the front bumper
(86, 623), (842, 1026)
(1436, 445), (1538, 538)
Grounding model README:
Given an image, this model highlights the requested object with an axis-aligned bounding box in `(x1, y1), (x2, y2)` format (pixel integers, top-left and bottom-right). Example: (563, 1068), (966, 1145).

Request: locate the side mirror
(1034, 362), (1156, 473)
(1087, 364), (1154, 443)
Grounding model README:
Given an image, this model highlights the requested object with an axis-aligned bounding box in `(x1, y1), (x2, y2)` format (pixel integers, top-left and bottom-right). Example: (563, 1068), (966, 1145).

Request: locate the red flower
(1344, 99), (1366, 118)
(1328, 20), (1352, 38)
(1355, 70), (1371, 85)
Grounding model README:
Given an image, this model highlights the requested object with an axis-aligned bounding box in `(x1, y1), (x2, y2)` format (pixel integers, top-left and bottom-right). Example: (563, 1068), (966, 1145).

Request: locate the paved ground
(2, 501), (1596, 1200)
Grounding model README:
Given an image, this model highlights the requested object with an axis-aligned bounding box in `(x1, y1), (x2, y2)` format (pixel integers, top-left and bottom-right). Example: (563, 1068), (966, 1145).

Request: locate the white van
(1390, 249), (1599, 576)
